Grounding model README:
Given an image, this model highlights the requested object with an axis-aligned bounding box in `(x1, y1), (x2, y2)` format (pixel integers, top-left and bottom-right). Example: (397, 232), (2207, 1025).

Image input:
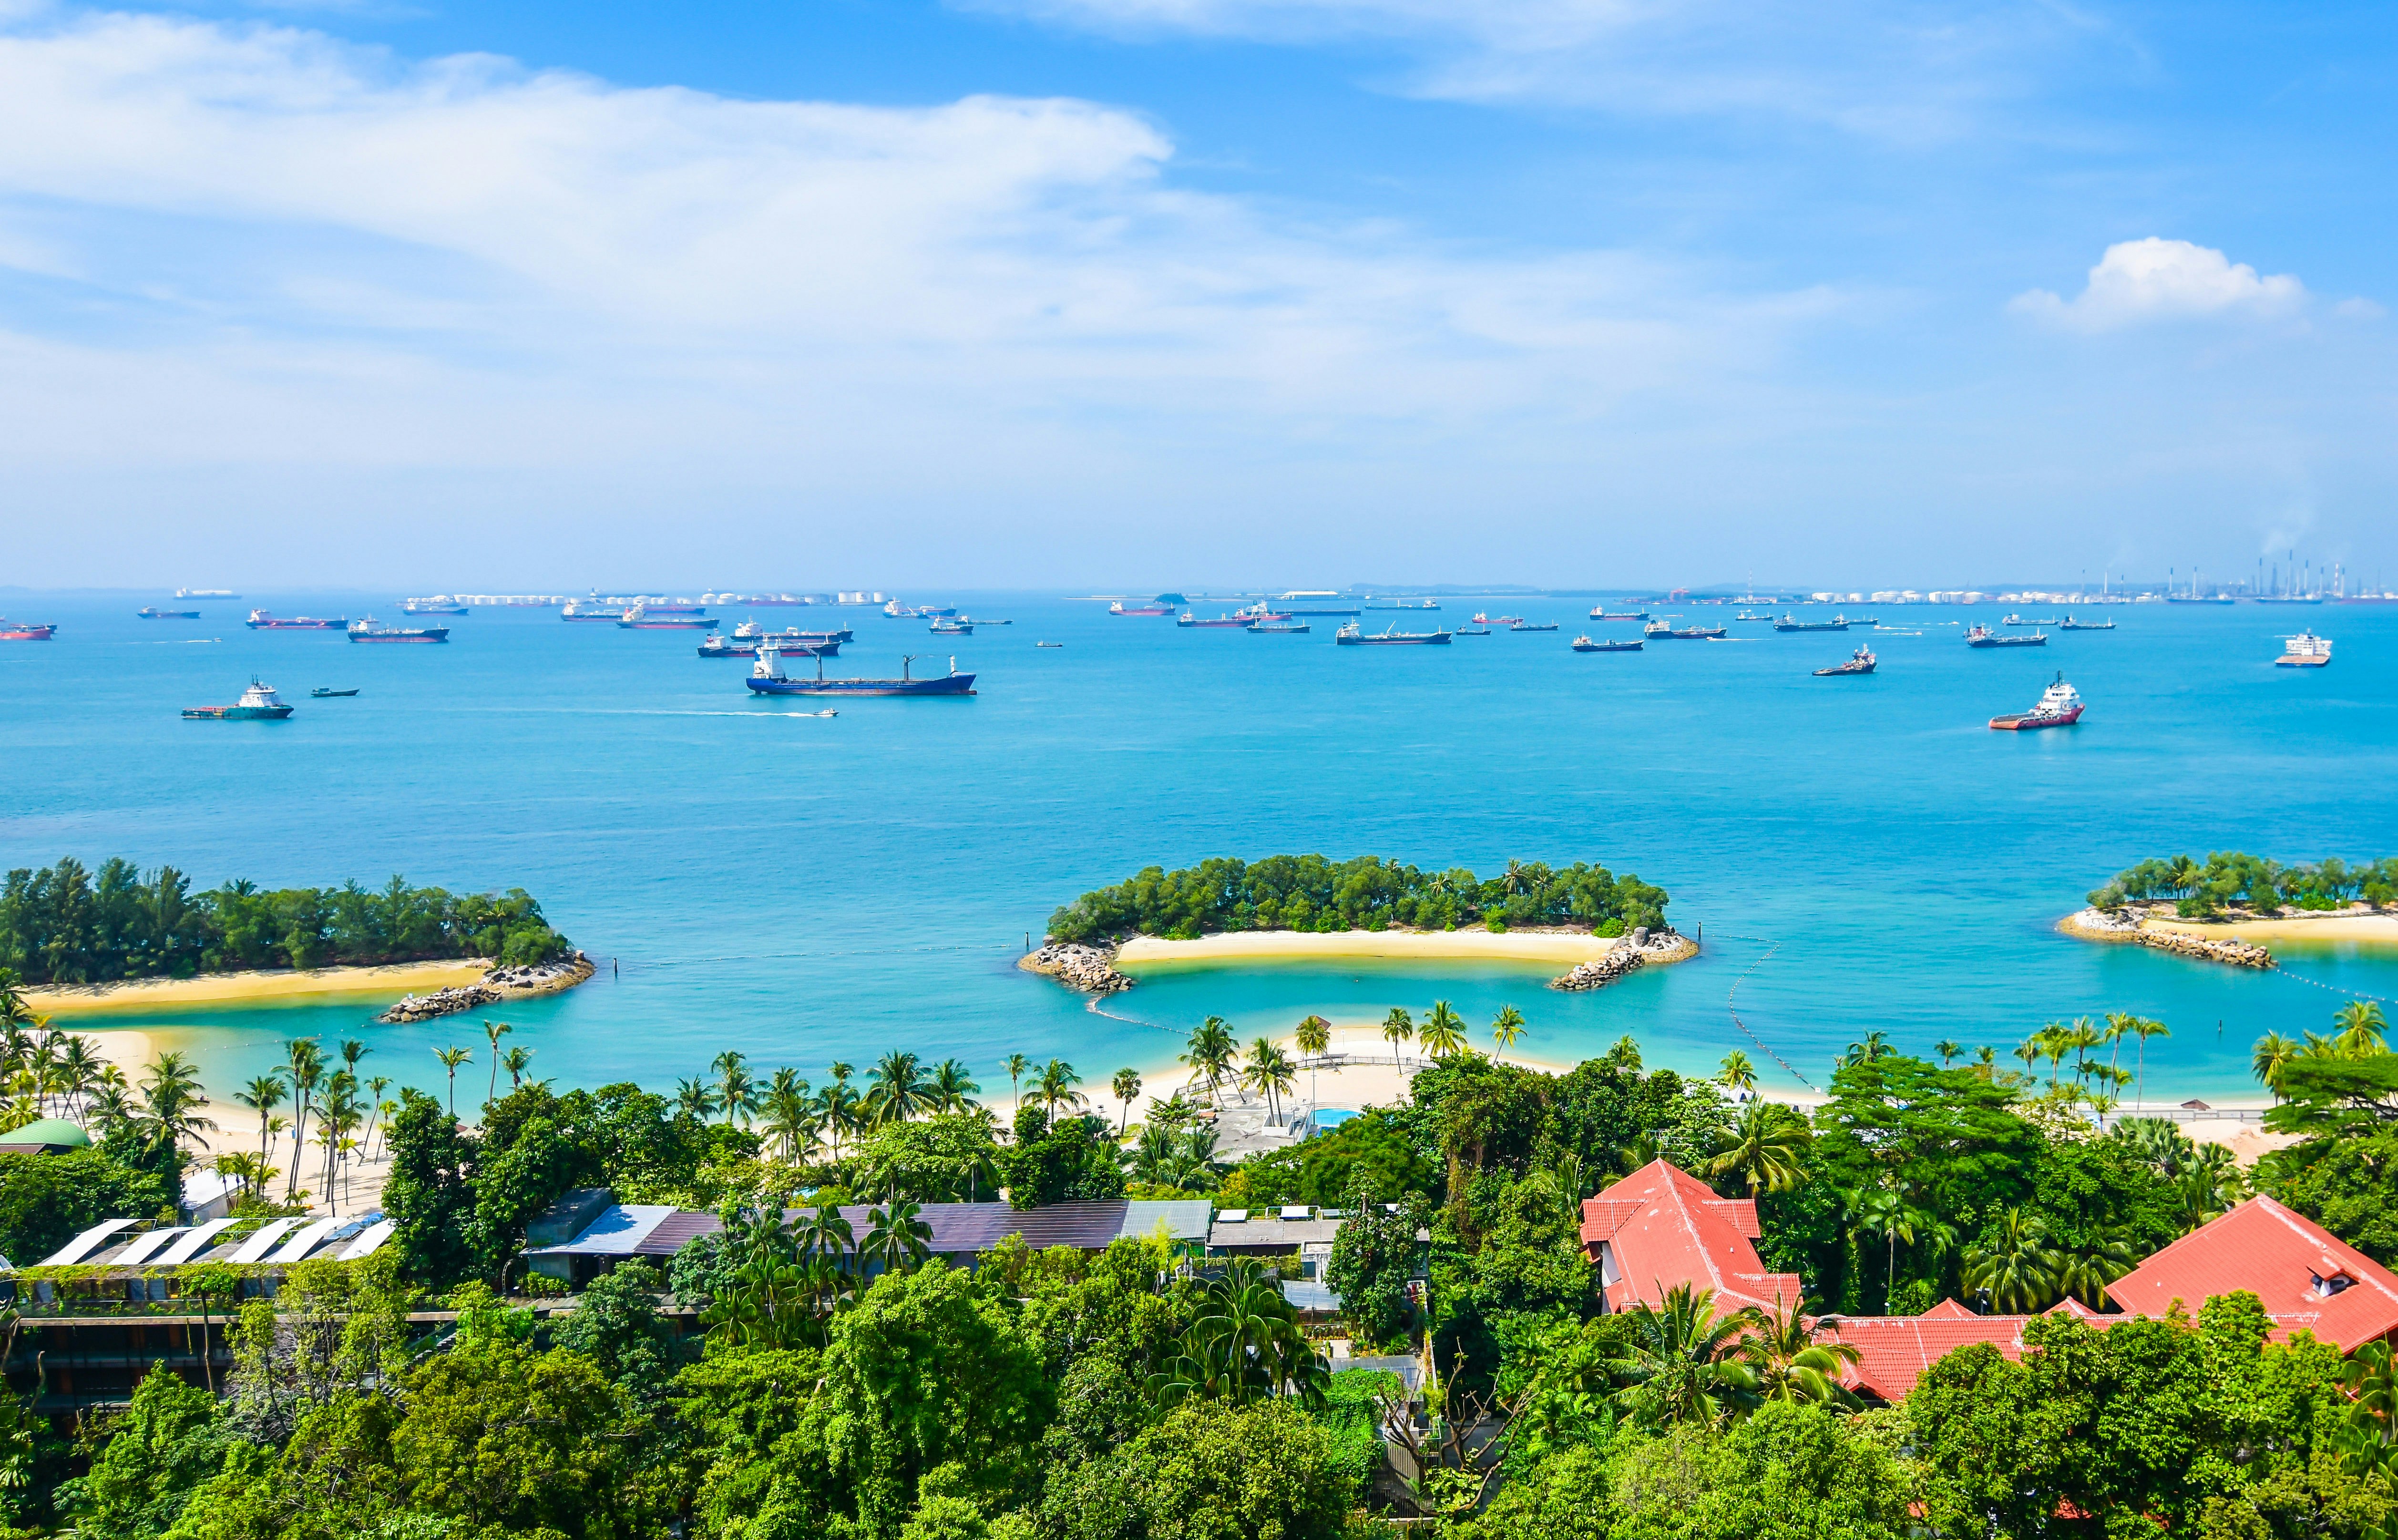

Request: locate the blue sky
(0, 0), (2391, 589)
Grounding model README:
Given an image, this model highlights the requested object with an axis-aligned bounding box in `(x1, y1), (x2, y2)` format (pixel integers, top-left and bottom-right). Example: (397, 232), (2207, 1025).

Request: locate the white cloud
(2010, 238), (2307, 331)
(963, 0), (2098, 135)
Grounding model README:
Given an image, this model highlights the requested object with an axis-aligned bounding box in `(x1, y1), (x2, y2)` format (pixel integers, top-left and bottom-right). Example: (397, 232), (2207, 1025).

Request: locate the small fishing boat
(348, 617), (450, 644)
(1989, 672), (2084, 730)
(748, 647), (976, 696)
(1966, 624), (2045, 648)
(0, 619), (58, 640)
(1335, 622), (1451, 646)
(1813, 646), (1876, 677)
(1572, 635), (1644, 652)
(310, 687), (359, 698)
(137, 607), (200, 620)
(185, 680), (295, 720)
(2057, 615), (2115, 631)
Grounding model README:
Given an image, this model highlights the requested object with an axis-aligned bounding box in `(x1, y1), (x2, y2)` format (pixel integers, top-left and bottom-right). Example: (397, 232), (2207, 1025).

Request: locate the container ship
(1989, 673), (2084, 730)
(747, 647), (975, 696)
(1814, 646), (1876, 677)
(184, 680), (294, 720)
(1965, 624), (2044, 648)
(1335, 622), (1451, 645)
(348, 617), (450, 644)
(2276, 630), (2333, 667)
(246, 610), (346, 630)
(1774, 613), (1849, 632)
(0, 619), (56, 641)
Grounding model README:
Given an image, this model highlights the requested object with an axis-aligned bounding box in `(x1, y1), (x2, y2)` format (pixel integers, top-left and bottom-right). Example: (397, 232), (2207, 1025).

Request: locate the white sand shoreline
(24, 958), (493, 1016)
(1115, 927), (1681, 969)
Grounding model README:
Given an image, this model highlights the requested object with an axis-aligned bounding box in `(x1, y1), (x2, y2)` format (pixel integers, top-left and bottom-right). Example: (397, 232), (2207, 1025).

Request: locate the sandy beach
(24, 958), (492, 1017)
(1116, 928), (1679, 969)
(2146, 913), (2398, 947)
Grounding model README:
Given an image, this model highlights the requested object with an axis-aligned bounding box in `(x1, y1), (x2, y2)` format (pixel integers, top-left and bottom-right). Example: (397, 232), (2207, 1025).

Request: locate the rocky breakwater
(1018, 942), (1135, 995)
(379, 951), (598, 1023)
(2061, 910), (2274, 971)
(1549, 928), (1698, 991)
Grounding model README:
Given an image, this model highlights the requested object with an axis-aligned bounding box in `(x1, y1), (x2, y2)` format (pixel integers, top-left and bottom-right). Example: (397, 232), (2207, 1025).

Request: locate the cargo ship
(1588, 608), (1649, 621)
(929, 618), (974, 636)
(747, 647), (975, 696)
(2276, 630), (2332, 667)
(246, 610), (346, 630)
(138, 606), (200, 620)
(699, 634), (837, 658)
(1336, 622), (1451, 645)
(1643, 620), (1727, 639)
(1508, 620), (1560, 632)
(1989, 673), (2084, 730)
(1364, 599), (1441, 611)
(1109, 600), (1176, 616)
(1814, 645), (1876, 677)
(402, 596), (469, 615)
(1247, 621), (1311, 634)
(1176, 612), (1251, 628)
(1774, 613), (1849, 632)
(561, 601), (625, 622)
(1276, 594), (1360, 616)
(734, 621), (852, 643)
(1571, 635), (1643, 652)
(0, 619), (56, 641)
(176, 588), (238, 599)
(2057, 615), (2114, 631)
(348, 617), (450, 644)
(617, 607), (715, 630)
(1966, 624), (2044, 648)
(184, 680), (294, 720)
(1471, 613), (1521, 627)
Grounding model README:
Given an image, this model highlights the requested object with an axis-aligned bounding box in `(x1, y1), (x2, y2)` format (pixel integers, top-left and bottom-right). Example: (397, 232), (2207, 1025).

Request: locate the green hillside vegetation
(2089, 850), (2398, 916)
(0, 857), (572, 984)
(1045, 854), (1670, 943)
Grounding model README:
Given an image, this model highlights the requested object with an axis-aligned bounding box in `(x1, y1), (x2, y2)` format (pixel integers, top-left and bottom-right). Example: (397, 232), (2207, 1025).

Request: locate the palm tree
(1962, 1207), (2060, 1313)
(1244, 1039), (1296, 1121)
(1846, 1186), (1919, 1307)
(1111, 1068), (1142, 1137)
(817, 1079), (861, 1161)
(2253, 1033), (2299, 1099)
(715, 1050), (758, 1126)
(863, 1200), (935, 1274)
(1490, 1005), (1525, 1056)
(2337, 1001), (2389, 1056)
(2010, 1039), (2041, 1086)
(1381, 1008), (1414, 1069)
(763, 1078), (818, 1163)
(1739, 1294), (1860, 1407)
(500, 1045), (535, 1089)
(483, 1020), (512, 1107)
(2055, 1227), (2142, 1308)
(285, 1038), (325, 1198)
(433, 1046), (471, 1118)
(1004, 1053), (1030, 1110)
(866, 1051), (930, 1125)
(1035, 1059), (1085, 1122)
(1418, 1001), (1467, 1059)
(1974, 1045), (1997, 1081)
(1705, 1102), (1810, 1196)
(235, 1073), (287, 1165)
(1934, 1039), (1960, 1067)
(1180, 1019), (1236, 1104)
(139, 1050), (218, 1150)
(1717, 1050), (1757, 1098)
(931, 1059), (979, 1114)
(1842, 1031), (1891, 1068)
(56, 1035), (101, 1119)
(2131, 1017), (2170, 1108)
(362, 1077), (392, 1158)
(676, 1077), (721, 1121)
(1296, 1016), (1332, 1109)
(1610, 1283), (1761, 1428)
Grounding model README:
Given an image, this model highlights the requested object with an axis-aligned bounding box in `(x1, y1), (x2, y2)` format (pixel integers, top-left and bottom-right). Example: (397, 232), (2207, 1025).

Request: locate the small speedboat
(309, 687), (359, 698)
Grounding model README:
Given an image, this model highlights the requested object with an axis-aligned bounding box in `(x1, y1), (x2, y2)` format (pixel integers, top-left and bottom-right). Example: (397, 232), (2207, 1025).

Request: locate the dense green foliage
(1046, 855), (1669, 943)
(2090, 850), (2398, 914)
(0, 858), (571, 983)
(0, 1147), (174, 1265)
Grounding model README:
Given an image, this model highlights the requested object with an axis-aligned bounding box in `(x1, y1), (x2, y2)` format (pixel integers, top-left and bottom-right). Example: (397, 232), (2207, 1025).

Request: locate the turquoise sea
(3, 591), (2394, 1108)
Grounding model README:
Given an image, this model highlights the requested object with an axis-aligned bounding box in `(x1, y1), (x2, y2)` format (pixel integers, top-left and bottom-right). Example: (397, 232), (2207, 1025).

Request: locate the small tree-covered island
(1045, 854), (1673, 943)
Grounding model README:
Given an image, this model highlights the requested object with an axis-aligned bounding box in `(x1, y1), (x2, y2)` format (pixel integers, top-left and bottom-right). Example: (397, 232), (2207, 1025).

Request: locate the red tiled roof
(1828, 1311), (2035, 1401)
(2105, 1194), (2398, 1351)
(1579, 1159), (1803, 1316)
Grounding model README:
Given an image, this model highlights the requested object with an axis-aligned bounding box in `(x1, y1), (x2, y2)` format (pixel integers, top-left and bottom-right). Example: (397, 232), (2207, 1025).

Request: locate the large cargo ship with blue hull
(748, 648), (975, 696)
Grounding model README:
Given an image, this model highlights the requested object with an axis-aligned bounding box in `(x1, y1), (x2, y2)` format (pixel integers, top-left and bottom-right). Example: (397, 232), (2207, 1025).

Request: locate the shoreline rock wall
(1549, 929), (1698, 991)
(379, 951), (597, 1023)
(2061, 910), (2274, 970)
(1018, 943), (1135, 994)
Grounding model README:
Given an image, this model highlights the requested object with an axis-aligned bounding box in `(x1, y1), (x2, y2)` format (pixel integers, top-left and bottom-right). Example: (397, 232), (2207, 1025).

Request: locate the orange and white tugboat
(1989, 672), (2084, 730)
(2276, 630), (2332, 667)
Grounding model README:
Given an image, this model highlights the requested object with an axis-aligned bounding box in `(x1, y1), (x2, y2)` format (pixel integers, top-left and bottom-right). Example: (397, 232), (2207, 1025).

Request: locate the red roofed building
(1579, 1159), (1803, 1315)
(1829, 1297), (2106, 1402)
(2104, 1194), (2398, 1351)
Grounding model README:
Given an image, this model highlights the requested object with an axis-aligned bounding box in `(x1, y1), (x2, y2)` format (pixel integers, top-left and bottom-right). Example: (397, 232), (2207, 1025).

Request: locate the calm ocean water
(3, 590), (2393, 1106)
